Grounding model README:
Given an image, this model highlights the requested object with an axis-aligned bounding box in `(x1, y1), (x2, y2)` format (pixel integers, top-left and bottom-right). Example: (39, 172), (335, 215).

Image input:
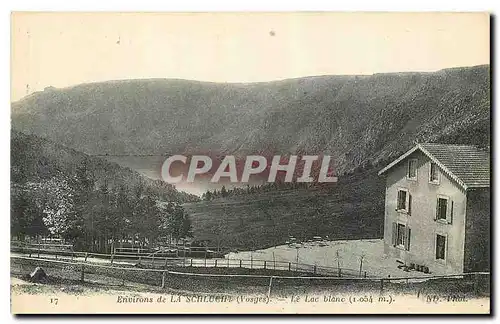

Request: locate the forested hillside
(184, 166), (386, 250)
(11, 130), (198, 252)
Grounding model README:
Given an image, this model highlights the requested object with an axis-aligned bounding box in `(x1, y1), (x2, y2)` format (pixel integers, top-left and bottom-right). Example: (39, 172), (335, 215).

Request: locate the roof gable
(378, 143), (490, 190)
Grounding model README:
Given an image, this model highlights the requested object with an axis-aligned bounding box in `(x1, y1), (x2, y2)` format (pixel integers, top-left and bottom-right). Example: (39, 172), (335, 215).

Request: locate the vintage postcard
(10, 12), (491, 314)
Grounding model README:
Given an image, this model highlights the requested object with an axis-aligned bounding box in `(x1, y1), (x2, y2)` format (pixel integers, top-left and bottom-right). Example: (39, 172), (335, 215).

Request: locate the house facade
(378, 143), (490, 275)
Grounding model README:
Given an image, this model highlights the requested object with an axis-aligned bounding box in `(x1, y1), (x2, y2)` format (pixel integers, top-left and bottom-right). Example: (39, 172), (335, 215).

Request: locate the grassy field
(184, 168), (385, 250)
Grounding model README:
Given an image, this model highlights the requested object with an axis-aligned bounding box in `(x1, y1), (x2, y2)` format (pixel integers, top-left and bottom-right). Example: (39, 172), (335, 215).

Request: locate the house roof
(378, 143), (490, 190)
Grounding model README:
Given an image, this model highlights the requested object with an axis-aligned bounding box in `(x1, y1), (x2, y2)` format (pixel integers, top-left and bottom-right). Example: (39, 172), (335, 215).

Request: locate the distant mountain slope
(11, 130), (199, 203)
(12, 65), (490, 177)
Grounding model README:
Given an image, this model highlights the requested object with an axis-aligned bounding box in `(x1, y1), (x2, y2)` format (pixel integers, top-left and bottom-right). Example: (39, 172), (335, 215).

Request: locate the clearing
(227, 239), (443, 278)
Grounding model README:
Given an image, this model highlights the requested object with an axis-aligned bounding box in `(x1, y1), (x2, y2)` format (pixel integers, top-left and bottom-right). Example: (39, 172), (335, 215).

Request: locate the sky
(11, 12), (490, 102)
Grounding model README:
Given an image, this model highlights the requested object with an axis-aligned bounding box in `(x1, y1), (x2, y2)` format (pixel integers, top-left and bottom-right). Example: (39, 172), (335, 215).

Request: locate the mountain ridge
(13, 64), (488, 101)
(12, 65), (490, 180)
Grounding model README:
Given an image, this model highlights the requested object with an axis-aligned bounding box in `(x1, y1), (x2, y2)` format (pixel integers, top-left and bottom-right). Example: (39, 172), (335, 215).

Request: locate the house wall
(463, 188), (490, 272)
(382, 150), (467, 274)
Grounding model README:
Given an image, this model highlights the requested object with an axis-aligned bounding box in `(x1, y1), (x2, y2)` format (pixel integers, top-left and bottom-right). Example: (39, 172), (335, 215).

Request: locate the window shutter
(408, 194), (412, 215)
(444, 236), (448, 260)
(435, 198), (439, 221)
(405, 227), (411, 251)
(397, 190), (404, 210)
(448, 201), (454, 224)
(391, 222), (397, 246)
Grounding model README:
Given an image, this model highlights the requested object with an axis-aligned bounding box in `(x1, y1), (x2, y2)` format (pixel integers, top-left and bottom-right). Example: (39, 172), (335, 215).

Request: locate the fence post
(190, 258), (193, 267)
(314, 265), (317, 275)
(85, 252), (88, 261)
(227, 257), (230, 268)
(164, 256), (168, 267)
(264, 261), (267, 269)
(204, 257), (207, 268)
(364, 271), (367, 278)
(215, 259), (218, 267)
(288, 262), (291, 271)
(338, 268), (342, 278)
(251, 255), (253, 269)
(80, 264), (85, 282)
(111, 253), (114, 264)
(161, 271), (166, 288)
(473, 273), (480, 296)
(239, 260), (242, 268)
(267, 276), (273, 299)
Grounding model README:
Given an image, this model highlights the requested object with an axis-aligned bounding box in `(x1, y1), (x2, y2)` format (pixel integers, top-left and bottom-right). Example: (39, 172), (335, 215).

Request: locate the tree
(221, 185), (228, 197)
(132, 195), (160, 247)
(158, 202), (192, 242)
(116, 185), (133, 247)
(38, 175), (75, 237)
(203, 190), (212, 201)
(11, 184), (48, 240)
(181, 212), (193, 239)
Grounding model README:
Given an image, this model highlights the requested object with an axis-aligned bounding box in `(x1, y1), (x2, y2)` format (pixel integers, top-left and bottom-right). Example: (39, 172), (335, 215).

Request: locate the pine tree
(221, 185), (228, 197)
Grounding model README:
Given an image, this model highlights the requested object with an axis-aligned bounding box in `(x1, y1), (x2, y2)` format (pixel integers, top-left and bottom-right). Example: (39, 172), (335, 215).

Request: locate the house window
(397, 189), (411, 213)
(397, 223), (406, 246)
(407, 159), (418, 180)
(436, 234), (447, 260)
(436, 197), (448, 220)
(429, 163), (439, 183)
(392, 222), (411, 251)
(397, 190), (407, 210)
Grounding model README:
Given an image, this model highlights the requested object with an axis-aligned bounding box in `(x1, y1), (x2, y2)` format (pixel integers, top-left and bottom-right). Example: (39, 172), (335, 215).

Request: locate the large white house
(378, 143), (490, 275)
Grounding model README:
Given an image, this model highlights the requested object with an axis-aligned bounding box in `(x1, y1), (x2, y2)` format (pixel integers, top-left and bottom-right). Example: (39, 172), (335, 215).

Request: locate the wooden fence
(10, 255), (490, 299)
(11, 245), (361, 277)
